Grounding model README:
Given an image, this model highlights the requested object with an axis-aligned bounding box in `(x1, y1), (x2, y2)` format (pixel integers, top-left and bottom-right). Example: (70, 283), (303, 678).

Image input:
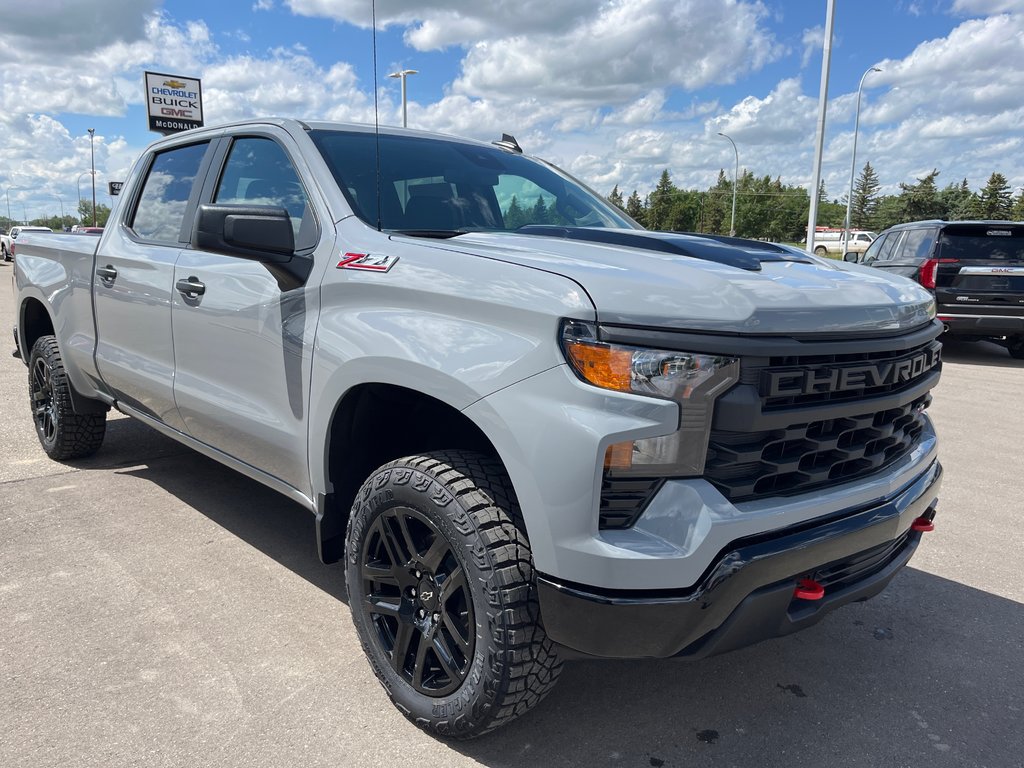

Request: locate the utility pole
(806, 0), (836, 254)
(88, 128), (96, 225)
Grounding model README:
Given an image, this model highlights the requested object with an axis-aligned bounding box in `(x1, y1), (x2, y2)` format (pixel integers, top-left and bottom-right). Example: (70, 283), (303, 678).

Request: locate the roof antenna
(372, 0), (382, 231)
(492, 133), (523, 154)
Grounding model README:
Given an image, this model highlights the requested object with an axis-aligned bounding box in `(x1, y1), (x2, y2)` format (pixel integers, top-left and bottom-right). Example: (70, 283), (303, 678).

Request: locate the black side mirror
(843, 251), (860, 263)
(193, 204), (295, 263)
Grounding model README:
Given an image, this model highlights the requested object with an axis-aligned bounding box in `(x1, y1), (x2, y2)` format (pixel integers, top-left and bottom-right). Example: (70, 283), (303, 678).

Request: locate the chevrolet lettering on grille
(761, 345), (941, 398)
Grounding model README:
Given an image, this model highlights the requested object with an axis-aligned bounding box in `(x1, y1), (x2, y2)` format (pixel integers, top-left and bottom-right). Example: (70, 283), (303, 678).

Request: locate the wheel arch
(18, 296), (55, 364)
(315, 382), (510, 563)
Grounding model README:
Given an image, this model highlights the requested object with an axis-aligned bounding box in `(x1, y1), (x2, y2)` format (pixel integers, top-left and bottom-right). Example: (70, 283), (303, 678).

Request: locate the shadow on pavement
(940, 337), (1024, 368)
(65, 416), (1024, 767)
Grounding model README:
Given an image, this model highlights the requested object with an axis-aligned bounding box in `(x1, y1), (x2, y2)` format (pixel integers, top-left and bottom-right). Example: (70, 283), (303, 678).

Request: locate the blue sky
(2, 0), (1023, 223)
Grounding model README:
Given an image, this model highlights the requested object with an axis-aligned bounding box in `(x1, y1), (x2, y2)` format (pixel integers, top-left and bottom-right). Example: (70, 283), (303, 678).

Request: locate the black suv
(852, 220), (1024, 358)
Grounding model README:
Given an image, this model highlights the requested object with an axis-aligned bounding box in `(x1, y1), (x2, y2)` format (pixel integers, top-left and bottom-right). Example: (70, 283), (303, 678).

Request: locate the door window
(874, 231), (905, 262)
(895, 228), (938, 262)
(861, 234), (887, 263)
(214, 137), (315, 250)
(130, 142), (209, 244)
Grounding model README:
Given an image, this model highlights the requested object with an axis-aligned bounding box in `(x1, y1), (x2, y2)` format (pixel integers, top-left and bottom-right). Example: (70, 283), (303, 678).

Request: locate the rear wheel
(814, 245), (828, 256)
(2, 242), (9, 261)
(28, 336), (106, 459)
(345, 451), (561, 739)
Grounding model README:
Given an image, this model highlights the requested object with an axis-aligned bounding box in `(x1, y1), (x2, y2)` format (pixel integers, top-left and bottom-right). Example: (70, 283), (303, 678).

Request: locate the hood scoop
(516, 226), (813, 272)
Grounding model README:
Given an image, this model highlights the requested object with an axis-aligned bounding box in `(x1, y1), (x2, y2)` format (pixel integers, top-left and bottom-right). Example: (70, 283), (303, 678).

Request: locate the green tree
(531, 195), (550, 224)
(625, 190), (646, 227)
(647, 170), (677, 230)
(77, 198), (111, 227)
(939, 179), (976, 222)
(1012, 188), (1024, 221)
(976, 172), (1013, 219)
(607, 185), (625, 212)
(851, 162), (880, 229)
(503, 195), (527, 229)
(897, 169), (943, 221)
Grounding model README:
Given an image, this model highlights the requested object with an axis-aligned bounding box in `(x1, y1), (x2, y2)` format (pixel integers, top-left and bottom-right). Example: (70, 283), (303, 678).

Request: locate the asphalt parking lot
(2, 257), (1023, 768)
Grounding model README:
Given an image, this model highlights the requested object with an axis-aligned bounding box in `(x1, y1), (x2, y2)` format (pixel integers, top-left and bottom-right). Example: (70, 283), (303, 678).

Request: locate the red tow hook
(911, 516), (935, 533)
(794, 577), (825, 601)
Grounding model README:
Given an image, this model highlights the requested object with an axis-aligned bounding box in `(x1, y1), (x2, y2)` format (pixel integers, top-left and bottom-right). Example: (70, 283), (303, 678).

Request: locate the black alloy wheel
(360, 506), (475, 697)
(30, 354), (59, 445)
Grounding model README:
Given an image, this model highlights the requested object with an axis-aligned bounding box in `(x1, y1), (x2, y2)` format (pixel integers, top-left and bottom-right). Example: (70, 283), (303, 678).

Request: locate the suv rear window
(937, 226), (1024, 261)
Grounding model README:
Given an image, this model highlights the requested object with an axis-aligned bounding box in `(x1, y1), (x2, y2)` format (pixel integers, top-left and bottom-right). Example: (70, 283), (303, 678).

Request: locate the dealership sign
(144, 71), (203, 135)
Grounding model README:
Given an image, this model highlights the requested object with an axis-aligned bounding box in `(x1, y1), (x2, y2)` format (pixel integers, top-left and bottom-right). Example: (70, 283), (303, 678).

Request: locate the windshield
(310, 129), (638, 234)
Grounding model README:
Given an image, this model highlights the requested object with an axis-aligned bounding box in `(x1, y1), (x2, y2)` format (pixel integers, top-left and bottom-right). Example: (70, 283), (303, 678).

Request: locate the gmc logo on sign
(761, 345), (941, 398)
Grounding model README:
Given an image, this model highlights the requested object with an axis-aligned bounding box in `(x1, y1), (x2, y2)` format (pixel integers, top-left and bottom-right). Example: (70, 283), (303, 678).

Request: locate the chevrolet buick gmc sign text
(144, 71), (203, 134)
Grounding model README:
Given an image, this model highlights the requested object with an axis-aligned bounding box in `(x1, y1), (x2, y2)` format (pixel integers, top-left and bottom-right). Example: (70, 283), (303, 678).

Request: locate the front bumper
(537, 459), (941, 659)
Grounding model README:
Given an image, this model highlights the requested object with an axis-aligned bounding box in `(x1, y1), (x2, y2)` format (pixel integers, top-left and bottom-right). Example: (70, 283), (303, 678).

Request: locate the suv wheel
(1008, 337), (1024, 360)
(28, 336), (106, 459)
(345, 451), (561, 739)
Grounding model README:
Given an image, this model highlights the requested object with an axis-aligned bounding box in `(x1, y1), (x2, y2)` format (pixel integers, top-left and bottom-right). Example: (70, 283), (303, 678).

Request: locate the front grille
(599, 477), (663, 529)
(744, 339), (941, 410)
(705, 395), (929, 501)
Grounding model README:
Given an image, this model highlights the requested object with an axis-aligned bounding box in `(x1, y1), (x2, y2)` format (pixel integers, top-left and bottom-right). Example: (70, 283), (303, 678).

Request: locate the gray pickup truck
(13, 118), (943, 738)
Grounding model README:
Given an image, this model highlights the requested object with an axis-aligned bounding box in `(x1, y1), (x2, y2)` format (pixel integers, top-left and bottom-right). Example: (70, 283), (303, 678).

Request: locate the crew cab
(13, 118), (943, 738)
(856, 220), (1024, 358)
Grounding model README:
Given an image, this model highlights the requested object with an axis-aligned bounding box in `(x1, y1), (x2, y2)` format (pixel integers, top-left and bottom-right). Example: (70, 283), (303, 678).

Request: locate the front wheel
(345, 451), (561, 739)
(28, 336), (106, 459)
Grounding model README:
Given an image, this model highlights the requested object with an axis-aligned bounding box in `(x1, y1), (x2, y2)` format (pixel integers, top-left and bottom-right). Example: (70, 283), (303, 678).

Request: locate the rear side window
(874, 231), (905, 261)
(130, 142), (208, 244)
(893, 228), (937, 261)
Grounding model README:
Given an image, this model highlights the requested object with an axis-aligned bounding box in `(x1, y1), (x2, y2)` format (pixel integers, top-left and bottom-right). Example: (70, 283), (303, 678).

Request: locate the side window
(895, 228), (936, 262)
(214, 137), (314, 249)
(130, 142), (209, 244)
(862, 233), (887, 263)
(875, 231), (905, 262)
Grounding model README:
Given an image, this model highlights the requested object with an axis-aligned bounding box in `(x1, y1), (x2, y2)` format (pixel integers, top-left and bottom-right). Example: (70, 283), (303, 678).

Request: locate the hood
(413, 229), (935, 335)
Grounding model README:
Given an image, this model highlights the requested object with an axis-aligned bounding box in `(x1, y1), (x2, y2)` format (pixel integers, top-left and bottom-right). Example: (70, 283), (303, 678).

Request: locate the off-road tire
(28, 336), (106, 460)
(345, 450), (562, 739)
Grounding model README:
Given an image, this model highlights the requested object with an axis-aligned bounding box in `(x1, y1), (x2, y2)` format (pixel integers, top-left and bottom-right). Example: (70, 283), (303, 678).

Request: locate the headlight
(560, 319), (739, 477)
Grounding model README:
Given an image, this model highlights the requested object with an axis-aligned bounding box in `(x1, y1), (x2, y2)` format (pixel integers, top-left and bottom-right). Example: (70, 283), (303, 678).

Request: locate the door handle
(96, 265), (118, 283)
(176, 276), (206, 297)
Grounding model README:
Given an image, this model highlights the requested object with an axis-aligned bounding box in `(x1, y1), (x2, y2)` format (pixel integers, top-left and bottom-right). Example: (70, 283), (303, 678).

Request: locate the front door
(171, 133), (326, 494)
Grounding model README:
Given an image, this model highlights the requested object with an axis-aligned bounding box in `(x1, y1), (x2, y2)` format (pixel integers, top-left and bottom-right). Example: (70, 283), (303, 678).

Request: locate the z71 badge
(336, 252), (399, 272)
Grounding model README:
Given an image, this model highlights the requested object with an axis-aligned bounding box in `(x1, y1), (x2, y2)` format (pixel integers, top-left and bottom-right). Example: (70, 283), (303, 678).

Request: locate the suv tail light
(919, 258), (959, 289)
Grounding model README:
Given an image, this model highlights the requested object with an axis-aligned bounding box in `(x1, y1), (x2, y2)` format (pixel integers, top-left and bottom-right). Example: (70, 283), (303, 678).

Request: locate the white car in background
(2, 226), (54, 261)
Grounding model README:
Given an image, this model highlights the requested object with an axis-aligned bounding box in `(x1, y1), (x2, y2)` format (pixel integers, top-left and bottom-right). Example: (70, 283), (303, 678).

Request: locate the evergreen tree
(897, 169), (942, 221)
(625, 190), (646, 226)
(976, 172), (1013, 219)
(647, 170), (676, 230)
(851, 162), (880, 229)
(531, 195), (550, 224)
(1012, 189), (1024, 221)
(504, 195), (527, 229)
(607, 185), (625, 212)
(939, 179), (976, 222)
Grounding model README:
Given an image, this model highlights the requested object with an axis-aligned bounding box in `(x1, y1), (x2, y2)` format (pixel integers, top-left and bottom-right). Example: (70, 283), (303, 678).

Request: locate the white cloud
(801, 25), (823, 68)
(952, 0), (1023, 13)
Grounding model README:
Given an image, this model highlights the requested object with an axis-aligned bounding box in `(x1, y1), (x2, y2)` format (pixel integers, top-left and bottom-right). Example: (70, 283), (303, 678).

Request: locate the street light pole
(844, 66), (881, 252)
(388, 69), (418, 128)
(52, 193), (65, 225)
(88, 128), (97, 226)
(718, 132), (739, 236)
(806, 0), (836, 254)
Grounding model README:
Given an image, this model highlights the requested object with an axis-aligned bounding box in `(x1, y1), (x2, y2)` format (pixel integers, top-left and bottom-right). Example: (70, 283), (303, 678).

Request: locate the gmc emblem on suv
(761, 346), (941, 398)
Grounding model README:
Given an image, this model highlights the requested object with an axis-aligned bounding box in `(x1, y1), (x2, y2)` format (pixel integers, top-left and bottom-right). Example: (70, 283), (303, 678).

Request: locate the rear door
(934, 223), (1024, 317)
(170, 130), (328, 493)
(93, 139), (214, 429)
